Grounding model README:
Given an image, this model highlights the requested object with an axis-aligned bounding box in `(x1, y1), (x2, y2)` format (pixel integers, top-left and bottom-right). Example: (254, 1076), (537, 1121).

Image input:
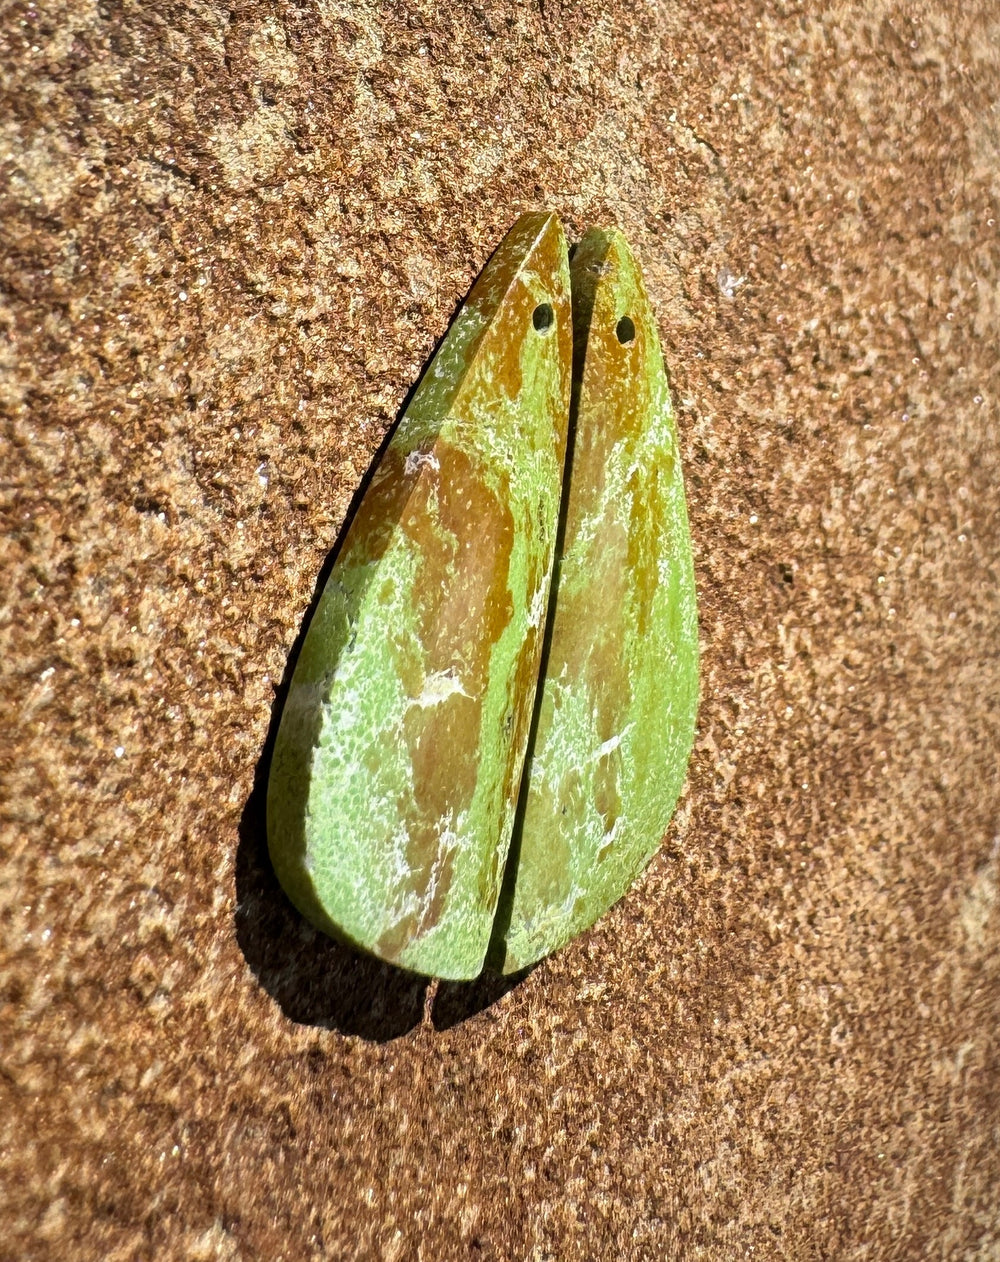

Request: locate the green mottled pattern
(267, 213), (572, 980)
(494, 228), (699, 974)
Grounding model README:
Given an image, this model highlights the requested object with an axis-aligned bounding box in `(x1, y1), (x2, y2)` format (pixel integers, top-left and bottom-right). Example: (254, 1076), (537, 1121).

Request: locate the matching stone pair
(266, 212), (699, 981)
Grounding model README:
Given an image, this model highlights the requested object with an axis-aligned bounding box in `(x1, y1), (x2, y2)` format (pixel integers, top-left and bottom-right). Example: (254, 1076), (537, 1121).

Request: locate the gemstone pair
(266, 213), (699, 980)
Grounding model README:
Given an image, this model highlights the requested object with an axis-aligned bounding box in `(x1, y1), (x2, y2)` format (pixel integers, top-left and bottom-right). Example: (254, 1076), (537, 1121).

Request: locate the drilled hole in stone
(616, 316), (636, 344)
(532, 303), (555, 332)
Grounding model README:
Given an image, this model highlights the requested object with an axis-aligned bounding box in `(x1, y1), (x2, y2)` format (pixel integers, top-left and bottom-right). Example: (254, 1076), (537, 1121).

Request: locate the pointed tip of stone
(570, 226), (641, 282)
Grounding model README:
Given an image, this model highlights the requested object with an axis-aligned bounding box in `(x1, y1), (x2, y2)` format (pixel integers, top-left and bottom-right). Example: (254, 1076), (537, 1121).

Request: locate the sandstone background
(2, 0), (999, 1258)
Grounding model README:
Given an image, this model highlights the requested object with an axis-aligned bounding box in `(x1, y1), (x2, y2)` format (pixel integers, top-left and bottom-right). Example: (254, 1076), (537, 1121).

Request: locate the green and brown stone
(267, 212), (572, 980)
(491, 228), (700, 974)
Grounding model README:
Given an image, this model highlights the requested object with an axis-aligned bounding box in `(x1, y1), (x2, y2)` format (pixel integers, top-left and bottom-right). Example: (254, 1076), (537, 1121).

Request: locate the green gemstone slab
(267, 212), (572, 980)
(492, 228), (700, 974)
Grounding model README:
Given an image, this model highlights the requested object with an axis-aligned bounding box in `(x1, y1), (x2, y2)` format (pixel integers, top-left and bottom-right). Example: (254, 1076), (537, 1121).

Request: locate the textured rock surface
(2, 1), (999, 1259)
(268, 212), (571, 979)
(496, 229), (699, 973)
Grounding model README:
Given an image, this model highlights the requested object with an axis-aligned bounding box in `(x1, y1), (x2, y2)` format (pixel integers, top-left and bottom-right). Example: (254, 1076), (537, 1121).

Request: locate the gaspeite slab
(267, 212), (572, 980)
(491, 228), (700, 974)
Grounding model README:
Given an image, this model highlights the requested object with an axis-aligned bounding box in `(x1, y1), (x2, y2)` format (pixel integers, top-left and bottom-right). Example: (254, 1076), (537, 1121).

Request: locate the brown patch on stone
(480, 619), (543, 911)
(593, 751), (622, 840)
(377, 442), (516, 952)
(625, 462), (662, 642)
(462, 212), (567, 409)
(480, 303), (526, 405)
(405, 693), (482, 826)
(376, 804), (460, 962)
(402, 443), (515, 686)
(390, 632), (424, 700)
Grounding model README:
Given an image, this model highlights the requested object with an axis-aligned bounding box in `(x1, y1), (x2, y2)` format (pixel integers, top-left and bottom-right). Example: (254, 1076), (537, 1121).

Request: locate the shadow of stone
(235, 738), (533, 1039)
(235, 715), (430, 1042)
(431, 966), (535, 1031)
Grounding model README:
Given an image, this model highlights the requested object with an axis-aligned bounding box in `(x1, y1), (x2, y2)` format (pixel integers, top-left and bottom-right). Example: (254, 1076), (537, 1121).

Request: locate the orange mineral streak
(556, 270), (650, 836)
(456, 213), (560, 416)
(556, 241), (673, 874)
(460, 222), (569, 463)
(483, 300), (525, 404)
(376, 443), (516, 961)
